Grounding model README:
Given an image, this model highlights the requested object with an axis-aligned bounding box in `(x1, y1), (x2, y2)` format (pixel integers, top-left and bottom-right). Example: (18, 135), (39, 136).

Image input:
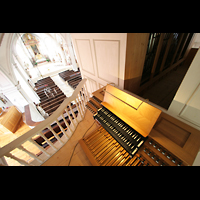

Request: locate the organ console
(79, 84), (200, 166)
(94, 107), (147, 158)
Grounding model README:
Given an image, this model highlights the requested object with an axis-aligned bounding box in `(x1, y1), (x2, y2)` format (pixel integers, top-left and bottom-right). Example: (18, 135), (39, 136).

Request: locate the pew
(35, 77), (67, 116)
(58, 68), (80, 82)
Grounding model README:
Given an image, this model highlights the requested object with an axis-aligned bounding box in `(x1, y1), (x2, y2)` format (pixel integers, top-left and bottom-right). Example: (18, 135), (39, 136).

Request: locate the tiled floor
(140, 63), (190, 110)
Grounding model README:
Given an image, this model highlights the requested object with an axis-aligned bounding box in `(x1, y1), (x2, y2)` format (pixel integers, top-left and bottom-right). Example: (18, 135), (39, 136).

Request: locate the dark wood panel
(154, 117), (190, 147)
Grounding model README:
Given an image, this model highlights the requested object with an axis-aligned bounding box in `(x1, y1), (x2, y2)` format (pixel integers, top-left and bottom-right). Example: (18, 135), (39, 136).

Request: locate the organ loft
(1, 33), (200, 166)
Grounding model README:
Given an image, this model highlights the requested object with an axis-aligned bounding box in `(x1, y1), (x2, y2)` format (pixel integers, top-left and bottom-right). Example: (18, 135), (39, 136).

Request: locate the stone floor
(140, 63), (190, 110)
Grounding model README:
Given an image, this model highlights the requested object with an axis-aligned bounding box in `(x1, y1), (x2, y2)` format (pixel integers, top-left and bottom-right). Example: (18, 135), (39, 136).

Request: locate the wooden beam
(124, 33), (149, 94)
(170, 33), (184, 66)
(176, 33), (190, 61)
(183, 33), (197, 59)
(159, 33), (173, 73)
(137, 57), (185, 95)
(150, 33), (165, 80)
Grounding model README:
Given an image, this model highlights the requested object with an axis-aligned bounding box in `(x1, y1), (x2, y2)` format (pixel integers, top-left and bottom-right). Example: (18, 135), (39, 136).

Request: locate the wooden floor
(0, 117), (31, 148)
(42, 109), (99, 166)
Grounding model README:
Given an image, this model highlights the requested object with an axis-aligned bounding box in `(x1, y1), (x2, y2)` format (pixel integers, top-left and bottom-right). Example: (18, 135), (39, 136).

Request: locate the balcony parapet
(0, 79), (89, 166)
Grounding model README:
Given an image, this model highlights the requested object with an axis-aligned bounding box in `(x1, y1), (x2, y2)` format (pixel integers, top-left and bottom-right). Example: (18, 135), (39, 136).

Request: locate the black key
(93, 106), (147, 157)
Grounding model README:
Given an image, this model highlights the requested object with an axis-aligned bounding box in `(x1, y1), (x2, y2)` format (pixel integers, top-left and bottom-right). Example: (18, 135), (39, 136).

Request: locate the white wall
(0, 33), (17, 85)
(192, 33), (200, 48)
(0, 69), (28, 112)
(70, 33), (127, 95)
(168, 48), (200, 130)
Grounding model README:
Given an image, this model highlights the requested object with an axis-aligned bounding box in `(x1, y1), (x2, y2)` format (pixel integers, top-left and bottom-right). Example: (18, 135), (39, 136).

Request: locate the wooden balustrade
(0, 79), (88, 166)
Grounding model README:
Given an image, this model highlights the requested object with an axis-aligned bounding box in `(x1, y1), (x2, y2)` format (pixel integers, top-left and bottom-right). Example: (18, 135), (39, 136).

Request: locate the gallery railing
(0, 79), (89, 166)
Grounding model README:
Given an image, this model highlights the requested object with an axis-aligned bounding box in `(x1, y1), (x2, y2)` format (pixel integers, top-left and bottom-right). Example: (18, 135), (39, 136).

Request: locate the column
(55, 42), (67, 66)
(2, 83), (28, 113)
(66, 34), (78, 71)
(13, 62), (40, 103)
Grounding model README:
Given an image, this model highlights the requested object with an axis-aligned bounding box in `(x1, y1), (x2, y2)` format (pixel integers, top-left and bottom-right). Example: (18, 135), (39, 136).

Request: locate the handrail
(0, 78), (88, 165)
(24, 104), (43, 126)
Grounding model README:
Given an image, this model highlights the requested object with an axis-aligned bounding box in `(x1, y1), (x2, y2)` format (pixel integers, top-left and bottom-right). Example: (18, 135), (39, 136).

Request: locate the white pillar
(13, 62), (40, 102)
(66, 34), (78, 71)
(54, 42), (67, 66)
(60, 46), (67, 66)
(2, 84), (28, 112)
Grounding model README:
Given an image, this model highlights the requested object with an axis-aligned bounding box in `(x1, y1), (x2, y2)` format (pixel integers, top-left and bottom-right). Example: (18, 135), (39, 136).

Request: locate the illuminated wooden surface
(0, 119), (31, 148)
(102, 84), (162, 137)
(0, 106), (22, 133)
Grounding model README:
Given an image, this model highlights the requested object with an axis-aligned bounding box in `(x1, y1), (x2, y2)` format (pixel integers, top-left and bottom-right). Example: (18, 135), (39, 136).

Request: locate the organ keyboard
(94, 106), (147, 157)
(80, 84), (200, 166)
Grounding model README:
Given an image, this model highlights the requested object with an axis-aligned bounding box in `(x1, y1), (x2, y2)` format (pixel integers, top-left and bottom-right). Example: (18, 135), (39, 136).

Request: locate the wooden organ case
(79, 85), (200, 166)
